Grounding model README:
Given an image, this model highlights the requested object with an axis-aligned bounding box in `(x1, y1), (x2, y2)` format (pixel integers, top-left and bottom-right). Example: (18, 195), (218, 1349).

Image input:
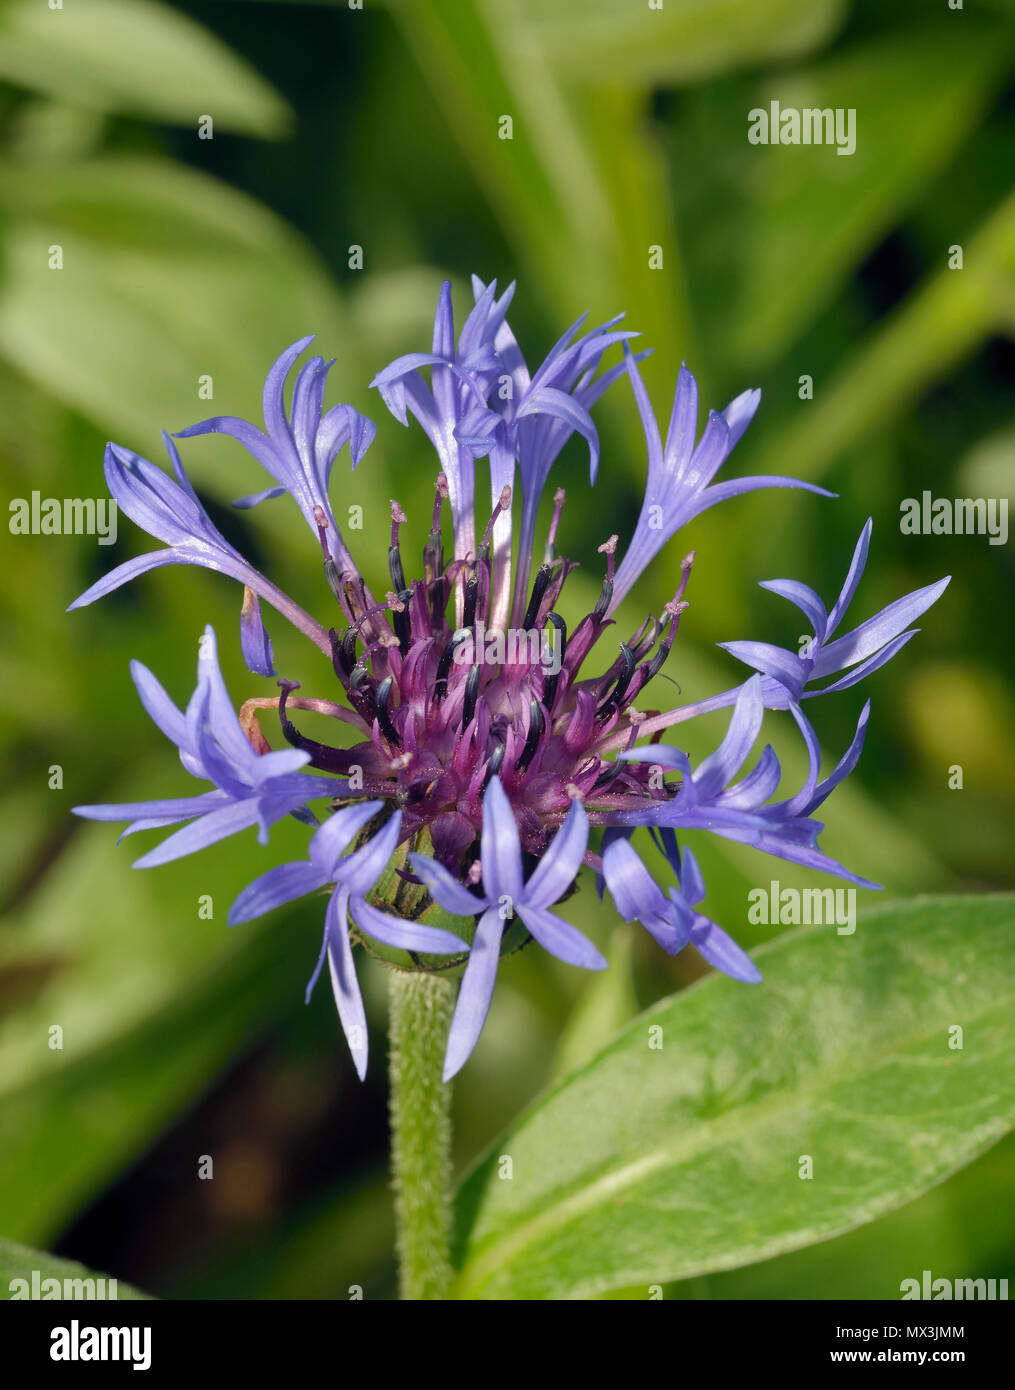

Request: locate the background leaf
(488, 0), (846, 85)
(454, 895), (1015, 1299)
(0, 155), (346, 446)
(0, 1234), (150, 1300)
(0, 0), (290, 135)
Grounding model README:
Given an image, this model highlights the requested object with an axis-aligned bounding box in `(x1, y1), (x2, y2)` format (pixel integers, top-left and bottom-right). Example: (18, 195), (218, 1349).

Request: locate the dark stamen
(434, 628), (471, 703)
(593, 535), (618, 619)
(522, 564), (552, 631)
(388, 501), (407, 592)
(592, 759), (625, 791)
(324, 558), (346, 605)
(517, 699), (545, 772)
(393, 586), (413, 654)
(329, 627), (352, 680)
(482, 742), (506, 790)
(463, 569), (480, 630)
(627, 615), (659, 661)
(277, 680), (350, 773)
(340, 625), (359, 672)
(541, 612), (567, 712)
(545, 611), (567, 661)
(642, 600), (688, 683)
(462, 664), (481, 728)
(599, 642), (636, 713)
(376, 676), (401, 747)
(609, 642), (634, 706)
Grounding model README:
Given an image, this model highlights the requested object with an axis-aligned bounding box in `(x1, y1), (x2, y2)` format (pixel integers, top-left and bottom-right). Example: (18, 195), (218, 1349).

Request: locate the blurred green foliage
(0, 0), (1011, 1299)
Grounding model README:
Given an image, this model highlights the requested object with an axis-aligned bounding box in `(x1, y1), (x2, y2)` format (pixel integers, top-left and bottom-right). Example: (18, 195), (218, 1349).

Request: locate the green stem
(388, 968), (455, 1300)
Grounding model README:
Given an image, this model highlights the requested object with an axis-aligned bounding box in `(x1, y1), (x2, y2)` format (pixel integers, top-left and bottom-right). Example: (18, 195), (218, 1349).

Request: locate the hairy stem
(388, 968), (455, 1299)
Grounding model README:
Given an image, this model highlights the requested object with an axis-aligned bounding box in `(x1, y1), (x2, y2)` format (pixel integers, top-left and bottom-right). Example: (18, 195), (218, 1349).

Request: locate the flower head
(73, 278), (949, 1081)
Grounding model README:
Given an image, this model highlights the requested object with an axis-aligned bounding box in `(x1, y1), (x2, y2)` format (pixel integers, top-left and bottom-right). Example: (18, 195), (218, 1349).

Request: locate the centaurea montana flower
(71, 278), (949, 1079)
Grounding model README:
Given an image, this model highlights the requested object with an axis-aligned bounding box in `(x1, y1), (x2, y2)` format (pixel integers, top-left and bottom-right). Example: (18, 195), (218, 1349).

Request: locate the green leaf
(483, 0), (845, 85)
(0, 155), (347, 447)
(749, 187), (1015, 486)
(0, 0), (290, 135)
(550, 929), (638, 1082)
(0, 1235), (150, 1301)
(675, 1131), (1015, 1299)
(733, 31), (1015, 363)
(387, 0), (695, 371)
(0, 773), (321, 1242)
(453, 894), (1015, 1299)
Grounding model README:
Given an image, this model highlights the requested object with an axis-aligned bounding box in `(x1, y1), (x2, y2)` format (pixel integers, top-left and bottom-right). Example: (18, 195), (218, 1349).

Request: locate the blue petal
(131, 798), (262, 868)
(324, 887), (370, 1081)
(309, 800), (384, 876)
(480, 777), (524, 905)
(228, 861), (329, 925)
(337, 812), (403, 896)
(690, 916), (762, 984)
(808, 630), (918, 695)
(443, 907), (505, 1082)
(129, 658), (188, 748)
(758, 578), (828, 642)
(813, 576), (950, 677)
(515, 901), (606, 970)
(523, 800), (589, 910)
(240, 587), (275, 676)
(409, 853), (487, 918)
(351, 895), (468, 954)
(693, 675), (764, 800)
(826, 518), (872, 636)
(602, 836), (669, 923)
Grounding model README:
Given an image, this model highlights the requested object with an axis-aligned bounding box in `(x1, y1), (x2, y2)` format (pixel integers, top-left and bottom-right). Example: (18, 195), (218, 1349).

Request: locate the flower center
(273, 477), (693, 866)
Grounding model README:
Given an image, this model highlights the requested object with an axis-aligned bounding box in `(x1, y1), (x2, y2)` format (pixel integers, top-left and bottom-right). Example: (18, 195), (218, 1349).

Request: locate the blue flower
(71, 278), (951, 1080)
(609, 348), (834, 610)
(176, 336), (375, 584)
(371, 280), (507, 561)
(68, 434), (332, 665)
(410, 777), (604, 1080)
(717, 518), (952, 706)
(613, 675), (880, 888)
(73, 627), (333, 867)
(602, 834), (762, 984)
(229, 803), (468, 1079)
(453, 275), (636, 623)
